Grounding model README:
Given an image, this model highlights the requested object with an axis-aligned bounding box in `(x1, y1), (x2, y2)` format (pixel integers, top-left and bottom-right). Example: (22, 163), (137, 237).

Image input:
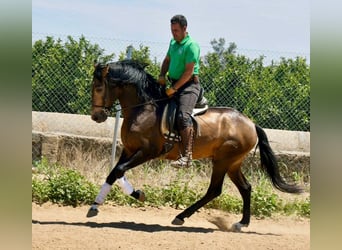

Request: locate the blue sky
(32, 0), (310, 61)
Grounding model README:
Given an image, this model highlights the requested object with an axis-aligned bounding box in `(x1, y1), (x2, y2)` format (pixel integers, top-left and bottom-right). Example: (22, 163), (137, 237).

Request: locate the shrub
(32, 159), (98, 206)
(32, 159), (310, 218)
(251, 180), (282, 218)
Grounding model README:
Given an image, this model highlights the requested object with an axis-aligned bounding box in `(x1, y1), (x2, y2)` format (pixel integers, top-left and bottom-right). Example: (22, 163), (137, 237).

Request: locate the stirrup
(170, 156), (192, 168)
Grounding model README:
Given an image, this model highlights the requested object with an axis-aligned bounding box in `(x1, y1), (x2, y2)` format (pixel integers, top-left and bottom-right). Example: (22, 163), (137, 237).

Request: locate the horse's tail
(255, 124), (303, 194)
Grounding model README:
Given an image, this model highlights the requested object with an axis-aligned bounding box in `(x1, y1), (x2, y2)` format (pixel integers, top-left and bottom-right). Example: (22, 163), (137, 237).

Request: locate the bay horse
(88, 59), (303, 231)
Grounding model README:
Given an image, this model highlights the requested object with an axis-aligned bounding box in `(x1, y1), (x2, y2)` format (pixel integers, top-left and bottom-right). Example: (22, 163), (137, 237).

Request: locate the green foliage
(106, 181), (201, 209)
(118, 44), (160, 78)
(32, 178), (50, 204)
(32, 35), (309, 130)
(106, 184), (142, 206)
(251, 181), (282, 217)
(206, 194), (242, 213)
(159, 180), (200, 209)
(201, 38), (310, 131)
(32, 158), (98, 206)
(283, 197), (310, 217)
(32, 36), (114, 114)
(32, 159), (310, 218)
(235, 57), (310, 130)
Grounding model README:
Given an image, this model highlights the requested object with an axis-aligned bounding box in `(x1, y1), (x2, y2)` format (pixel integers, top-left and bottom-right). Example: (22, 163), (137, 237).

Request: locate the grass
(32, 158), (310, 218)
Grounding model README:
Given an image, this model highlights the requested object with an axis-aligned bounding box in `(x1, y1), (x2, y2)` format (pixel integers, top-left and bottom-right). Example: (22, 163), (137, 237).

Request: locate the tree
(32, 36), (310, 131)
(201, 38), (243, 108)
(200, 38), (310, 131)
(32, 36), (114, 114)
(233, 57), (310, 130)
(118, 44), (160, 78)
(211, 38), (237, 58)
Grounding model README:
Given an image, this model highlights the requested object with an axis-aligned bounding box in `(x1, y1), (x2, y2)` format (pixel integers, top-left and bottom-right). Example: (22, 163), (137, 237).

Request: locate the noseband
(92, 104), (112, 116)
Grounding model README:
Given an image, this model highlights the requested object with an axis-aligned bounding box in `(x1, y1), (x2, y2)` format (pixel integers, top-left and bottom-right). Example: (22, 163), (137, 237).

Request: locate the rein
(92, 97), (169, 116)
(92, 62), (169, 116)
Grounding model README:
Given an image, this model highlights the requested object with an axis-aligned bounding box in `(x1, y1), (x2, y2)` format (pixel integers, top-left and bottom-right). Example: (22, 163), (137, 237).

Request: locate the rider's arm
(172, 62), (195, 91)
(160, 56), (170, 77)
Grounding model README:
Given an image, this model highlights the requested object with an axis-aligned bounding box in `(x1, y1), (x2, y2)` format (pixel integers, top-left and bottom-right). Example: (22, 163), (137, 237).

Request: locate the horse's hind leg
(227, 166), (252, 232)
(172, 162), (227, 225)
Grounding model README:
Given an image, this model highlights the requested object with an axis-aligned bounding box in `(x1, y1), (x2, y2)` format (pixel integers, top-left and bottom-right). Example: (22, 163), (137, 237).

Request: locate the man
(158, 14), (201, 168)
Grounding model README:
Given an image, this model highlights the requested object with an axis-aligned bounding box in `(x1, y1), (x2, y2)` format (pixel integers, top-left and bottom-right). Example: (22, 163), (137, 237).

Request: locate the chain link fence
(32, 33), (310, 160)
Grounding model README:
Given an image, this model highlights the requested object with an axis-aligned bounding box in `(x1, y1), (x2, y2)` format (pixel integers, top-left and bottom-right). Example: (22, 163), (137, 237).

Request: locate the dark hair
(170, 15), (187, 27)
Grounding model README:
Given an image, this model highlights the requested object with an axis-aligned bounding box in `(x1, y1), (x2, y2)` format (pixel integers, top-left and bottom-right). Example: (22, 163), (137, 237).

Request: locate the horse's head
(91, 63), (116, 123)
(91, 60), (167, 123)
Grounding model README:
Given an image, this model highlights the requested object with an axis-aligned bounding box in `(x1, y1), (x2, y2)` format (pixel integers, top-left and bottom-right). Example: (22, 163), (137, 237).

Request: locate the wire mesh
(32, 33), (310, 160)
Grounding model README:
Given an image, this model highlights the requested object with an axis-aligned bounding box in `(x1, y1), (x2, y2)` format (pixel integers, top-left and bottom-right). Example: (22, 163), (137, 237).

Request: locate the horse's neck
(118, 86), (139, 106)
(117, 85), (159, 119)
(117, 92), (152, 118)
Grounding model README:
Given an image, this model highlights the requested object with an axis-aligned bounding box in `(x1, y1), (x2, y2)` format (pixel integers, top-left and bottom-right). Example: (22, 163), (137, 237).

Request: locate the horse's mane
(96, 60), (167, 103)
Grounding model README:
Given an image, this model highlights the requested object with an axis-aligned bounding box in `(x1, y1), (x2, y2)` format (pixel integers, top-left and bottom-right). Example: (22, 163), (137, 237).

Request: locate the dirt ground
(32, 202), (310, 250)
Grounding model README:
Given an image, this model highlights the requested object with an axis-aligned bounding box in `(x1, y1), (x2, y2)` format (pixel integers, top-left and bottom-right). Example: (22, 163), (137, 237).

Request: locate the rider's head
(170, 15), (188, 43)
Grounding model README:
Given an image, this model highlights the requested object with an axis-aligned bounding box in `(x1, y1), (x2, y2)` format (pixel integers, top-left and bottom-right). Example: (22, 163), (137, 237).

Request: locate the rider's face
(171, 23), (186, 43)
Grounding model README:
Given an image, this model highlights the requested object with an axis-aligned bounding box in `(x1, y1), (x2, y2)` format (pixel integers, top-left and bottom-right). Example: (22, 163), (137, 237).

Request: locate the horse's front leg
(86, 149), (147, 217)
(116, 176), (146, 201)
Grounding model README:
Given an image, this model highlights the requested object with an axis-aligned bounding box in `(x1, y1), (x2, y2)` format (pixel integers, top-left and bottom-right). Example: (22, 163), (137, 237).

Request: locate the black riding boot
(171, 126), (194, 168)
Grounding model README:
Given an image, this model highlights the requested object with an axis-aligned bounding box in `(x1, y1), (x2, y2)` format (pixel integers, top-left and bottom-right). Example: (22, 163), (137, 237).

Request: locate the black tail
(255, 124), (303, 194)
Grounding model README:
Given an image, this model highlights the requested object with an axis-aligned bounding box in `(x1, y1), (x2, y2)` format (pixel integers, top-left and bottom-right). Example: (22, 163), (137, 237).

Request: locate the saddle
(160, 87), (208, 154)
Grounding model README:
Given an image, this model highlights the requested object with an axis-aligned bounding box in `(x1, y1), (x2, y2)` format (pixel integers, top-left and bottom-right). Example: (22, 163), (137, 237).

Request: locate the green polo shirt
(167, 34), (200, 80)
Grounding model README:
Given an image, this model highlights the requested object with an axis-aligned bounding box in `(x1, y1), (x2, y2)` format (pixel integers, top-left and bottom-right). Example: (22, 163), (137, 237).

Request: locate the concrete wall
(32, 112), (310, 175)
(32, 111), (122, 139)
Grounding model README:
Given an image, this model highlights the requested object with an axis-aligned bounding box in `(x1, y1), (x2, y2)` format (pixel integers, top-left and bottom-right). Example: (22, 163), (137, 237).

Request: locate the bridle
(91, 76), (169, 116)
(91, 104), (113, 116)
(91, 74), (114, 115)
(92, 99), (169, 116)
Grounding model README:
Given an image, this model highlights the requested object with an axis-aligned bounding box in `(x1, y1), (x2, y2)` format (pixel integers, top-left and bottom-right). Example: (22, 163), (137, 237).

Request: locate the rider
(158, 14), (201, 168)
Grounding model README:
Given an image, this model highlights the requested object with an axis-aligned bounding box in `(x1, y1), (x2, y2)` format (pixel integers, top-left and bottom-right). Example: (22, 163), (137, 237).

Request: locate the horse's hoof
(86, 207), (99, 218)
(231, 222), (248, 232)
(136, 190), (145, 202)
(171, 217), (184, 225)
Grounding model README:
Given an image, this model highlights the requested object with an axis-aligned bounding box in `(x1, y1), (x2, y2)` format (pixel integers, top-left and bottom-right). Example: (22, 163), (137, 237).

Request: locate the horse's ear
(102, 64), (109, 77)
(93, 60), (98, 68)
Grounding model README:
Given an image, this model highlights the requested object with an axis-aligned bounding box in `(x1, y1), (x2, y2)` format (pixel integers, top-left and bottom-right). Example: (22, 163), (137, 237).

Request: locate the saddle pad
(161, 101), (208, 140)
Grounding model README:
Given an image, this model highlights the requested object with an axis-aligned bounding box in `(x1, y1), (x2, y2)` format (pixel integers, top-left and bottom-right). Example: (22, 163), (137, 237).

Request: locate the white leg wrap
(116, 176), (134, 195)
(95, 182), (112, 204)
(90, 204), (98, 210)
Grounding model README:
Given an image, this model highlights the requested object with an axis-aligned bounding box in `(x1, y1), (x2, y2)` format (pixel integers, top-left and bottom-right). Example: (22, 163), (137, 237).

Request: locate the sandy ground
(32, 202), (310, 250)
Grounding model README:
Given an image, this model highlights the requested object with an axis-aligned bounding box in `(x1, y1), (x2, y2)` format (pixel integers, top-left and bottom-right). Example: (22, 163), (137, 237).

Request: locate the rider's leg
(171, 125), (194, 168)
(171, 83), (199, 168)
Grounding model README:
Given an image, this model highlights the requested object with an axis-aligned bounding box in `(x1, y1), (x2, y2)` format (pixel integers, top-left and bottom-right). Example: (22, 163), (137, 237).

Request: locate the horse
(87, 59), (303, 231)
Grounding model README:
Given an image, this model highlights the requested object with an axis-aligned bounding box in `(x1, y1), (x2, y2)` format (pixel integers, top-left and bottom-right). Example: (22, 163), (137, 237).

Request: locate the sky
(32, 0), (310, 62)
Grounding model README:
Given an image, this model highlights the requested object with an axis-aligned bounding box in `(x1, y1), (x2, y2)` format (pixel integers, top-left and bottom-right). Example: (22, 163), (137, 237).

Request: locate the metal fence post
(110, 45), (133, 172)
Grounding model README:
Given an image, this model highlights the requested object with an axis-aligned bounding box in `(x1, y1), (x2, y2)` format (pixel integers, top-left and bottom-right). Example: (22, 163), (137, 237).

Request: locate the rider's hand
(157, 75), (166, 85)
(166, 87), (177, 97)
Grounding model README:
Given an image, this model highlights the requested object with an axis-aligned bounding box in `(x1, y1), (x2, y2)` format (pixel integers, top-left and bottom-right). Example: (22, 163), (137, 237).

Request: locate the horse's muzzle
(91, 110), (108, 123)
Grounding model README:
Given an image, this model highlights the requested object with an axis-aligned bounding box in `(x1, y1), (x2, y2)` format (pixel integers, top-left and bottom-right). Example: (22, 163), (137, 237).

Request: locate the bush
(32, 159), (310, 218)
(32, 159), (98, 206)
(283, 197), (310, 217)
(251, 184), (281, 218)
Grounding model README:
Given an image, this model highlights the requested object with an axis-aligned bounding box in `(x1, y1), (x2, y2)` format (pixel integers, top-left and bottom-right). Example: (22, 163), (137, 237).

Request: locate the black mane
(100, 59), (167, 103)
